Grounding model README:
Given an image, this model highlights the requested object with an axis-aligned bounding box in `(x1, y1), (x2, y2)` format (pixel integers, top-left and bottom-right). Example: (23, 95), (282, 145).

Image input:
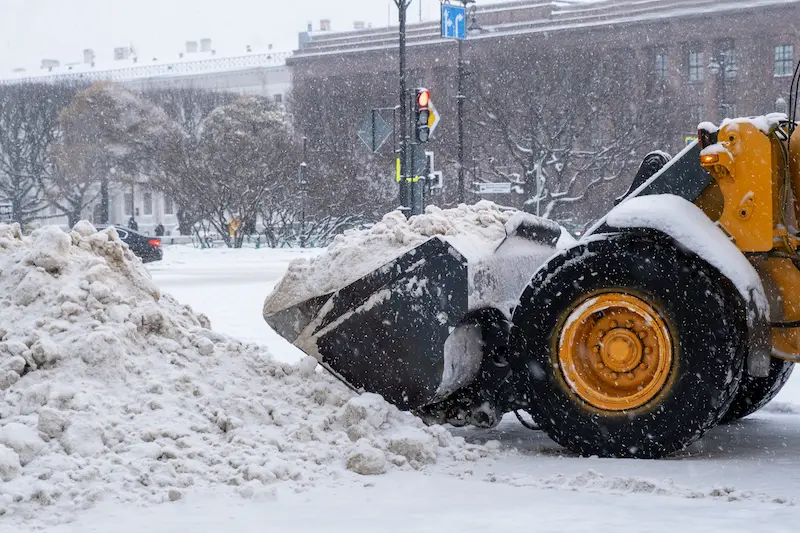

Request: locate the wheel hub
(602, 328), (642, 373)
(558, 293), (673, 411)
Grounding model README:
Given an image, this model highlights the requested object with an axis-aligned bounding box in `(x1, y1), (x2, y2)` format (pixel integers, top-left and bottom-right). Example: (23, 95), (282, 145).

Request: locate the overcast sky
(0, 0), (465, 71)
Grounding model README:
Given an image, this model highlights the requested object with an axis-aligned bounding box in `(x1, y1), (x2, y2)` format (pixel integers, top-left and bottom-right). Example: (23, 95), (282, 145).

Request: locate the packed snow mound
(263, 201), (517, 315)
(0, 222), (493, 528)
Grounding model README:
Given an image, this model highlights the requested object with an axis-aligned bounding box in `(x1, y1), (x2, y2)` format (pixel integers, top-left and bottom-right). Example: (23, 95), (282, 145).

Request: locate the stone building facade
(288, 0), (800, 219)
(292, 0), (799, 129)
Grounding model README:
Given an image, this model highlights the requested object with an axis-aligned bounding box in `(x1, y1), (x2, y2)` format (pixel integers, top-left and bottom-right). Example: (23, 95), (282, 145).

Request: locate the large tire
(722, 357), (794, 422)
(510, 232), (747, 459)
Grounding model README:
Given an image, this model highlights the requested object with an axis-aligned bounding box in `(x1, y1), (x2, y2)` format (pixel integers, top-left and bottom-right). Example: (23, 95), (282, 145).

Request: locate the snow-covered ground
(154, 246), (800, 531)
(147, 245), (322, 354)
(6, 240), (800, 533)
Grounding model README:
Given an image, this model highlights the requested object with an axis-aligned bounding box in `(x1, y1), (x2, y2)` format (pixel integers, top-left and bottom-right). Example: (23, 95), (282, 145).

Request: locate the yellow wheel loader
(264, 64), (800, 459)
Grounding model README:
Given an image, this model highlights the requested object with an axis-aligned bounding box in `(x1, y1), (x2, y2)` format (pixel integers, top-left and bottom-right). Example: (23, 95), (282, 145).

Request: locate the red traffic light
(416, 89), (430, 108)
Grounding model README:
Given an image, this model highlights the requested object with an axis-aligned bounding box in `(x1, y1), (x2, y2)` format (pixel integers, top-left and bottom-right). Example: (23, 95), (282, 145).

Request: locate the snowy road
(35, 245), (800, 533)
(147, 246), (321, 351)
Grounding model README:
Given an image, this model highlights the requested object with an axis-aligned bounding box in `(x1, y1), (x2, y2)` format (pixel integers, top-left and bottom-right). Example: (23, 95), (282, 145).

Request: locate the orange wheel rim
(558, 293), (673, 411)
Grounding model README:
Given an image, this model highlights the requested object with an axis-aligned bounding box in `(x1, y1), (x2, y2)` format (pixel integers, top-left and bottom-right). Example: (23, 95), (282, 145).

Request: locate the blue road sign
(441, 4), (467, 40)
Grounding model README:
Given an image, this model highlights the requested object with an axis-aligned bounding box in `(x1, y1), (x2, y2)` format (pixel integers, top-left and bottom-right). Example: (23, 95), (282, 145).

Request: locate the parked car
(97, 225), (163, 263)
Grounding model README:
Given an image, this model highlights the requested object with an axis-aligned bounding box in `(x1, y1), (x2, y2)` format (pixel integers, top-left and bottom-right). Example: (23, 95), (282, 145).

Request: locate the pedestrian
(154, 222), (165, 236)
(128, 216), (138, 231)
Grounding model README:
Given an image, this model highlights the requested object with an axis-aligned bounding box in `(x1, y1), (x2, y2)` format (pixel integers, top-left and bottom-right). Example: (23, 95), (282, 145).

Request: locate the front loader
(264, 65), (800, 459)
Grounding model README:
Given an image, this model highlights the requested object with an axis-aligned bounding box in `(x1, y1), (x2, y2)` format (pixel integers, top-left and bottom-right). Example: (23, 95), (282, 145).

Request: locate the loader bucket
(263, 213), (565, 412)
(265, 237), (470, 410)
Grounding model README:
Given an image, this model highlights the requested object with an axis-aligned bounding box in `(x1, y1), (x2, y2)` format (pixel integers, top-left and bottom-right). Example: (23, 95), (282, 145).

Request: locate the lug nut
(593, 345), (601, 354)
(638, 331), (647, 339)
(644, 347), (653, 354)
(639, 362), (647, 370)
(626, 372), (635, 380)
(597, 330), (606, 338)
(609, 320), (618, 328)
(596, 362), (605, 370)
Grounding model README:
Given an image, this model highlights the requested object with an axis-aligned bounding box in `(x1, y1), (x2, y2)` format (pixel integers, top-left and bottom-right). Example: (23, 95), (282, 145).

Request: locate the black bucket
(264, 237), (470, 411)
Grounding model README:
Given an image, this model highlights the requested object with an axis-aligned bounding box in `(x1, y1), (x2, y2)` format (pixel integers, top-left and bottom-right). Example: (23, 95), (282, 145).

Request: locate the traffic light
(414, 88), (431, 143)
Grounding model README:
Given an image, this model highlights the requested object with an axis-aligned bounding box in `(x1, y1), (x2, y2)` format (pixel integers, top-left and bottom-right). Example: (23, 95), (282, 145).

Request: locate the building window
(775, 44), (794, 77)
(143, 191), (153, 216)
(720, 102), (737, 119)
(688, 50), (704, 82)
(124, 193), (133, 216)
(719, 42), (737, 79)
(274, 94), (283, 104)
(164, 196), (175, 215)
(655, 51), (668, 80)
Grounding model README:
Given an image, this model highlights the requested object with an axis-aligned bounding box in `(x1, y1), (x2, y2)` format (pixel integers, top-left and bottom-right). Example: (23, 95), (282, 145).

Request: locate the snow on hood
(605, 195), (768, 316)
(0, 222), (493, 528)
(263, 201), (518, 316)
(720, 113), (788, 135)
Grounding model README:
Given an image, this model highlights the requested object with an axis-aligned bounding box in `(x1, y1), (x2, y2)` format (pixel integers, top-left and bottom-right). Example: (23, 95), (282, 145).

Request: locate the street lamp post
(394, 0), (413, 215)
(298, 136), (308, 248)
(708, 47), (739, 122)
(99, 176), (109, 224)
(456, 0), (476, 205)
(457, 37), (466, 204)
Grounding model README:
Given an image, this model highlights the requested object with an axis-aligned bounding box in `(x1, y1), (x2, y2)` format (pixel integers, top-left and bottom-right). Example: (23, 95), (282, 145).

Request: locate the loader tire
(510, 232), (747, 459)
(722, 357), (794, 422)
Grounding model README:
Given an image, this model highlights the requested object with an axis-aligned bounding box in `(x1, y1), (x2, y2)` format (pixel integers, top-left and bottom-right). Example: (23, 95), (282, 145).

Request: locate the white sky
(0, 0), (455, 70)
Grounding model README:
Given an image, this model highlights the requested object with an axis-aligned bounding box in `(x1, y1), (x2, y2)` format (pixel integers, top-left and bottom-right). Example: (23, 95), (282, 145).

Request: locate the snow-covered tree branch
(470, 48), (677, 228)
(161, 95), (301, 248)
(142, 88), (236, 234)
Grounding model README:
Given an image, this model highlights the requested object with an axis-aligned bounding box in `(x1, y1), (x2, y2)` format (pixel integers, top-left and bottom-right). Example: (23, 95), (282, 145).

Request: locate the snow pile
(264, 201), (518, 315)
(0, 222), (492, 527)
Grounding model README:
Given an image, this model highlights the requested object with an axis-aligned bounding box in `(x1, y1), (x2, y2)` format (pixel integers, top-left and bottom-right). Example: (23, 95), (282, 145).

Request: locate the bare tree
(288, 42), (687, 228)
(471, 47), (678, 228)
(142, 87), (237, 233)
(166, 95), (300, 248)
(259, 197), (364, 248)
(0, 83), (76, 226)
(289, 75), (398, 221)
(58, 81), (183, 223)
(43, 142), (105, 227)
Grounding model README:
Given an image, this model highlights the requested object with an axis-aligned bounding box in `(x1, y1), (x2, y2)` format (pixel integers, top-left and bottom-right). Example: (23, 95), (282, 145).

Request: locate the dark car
(97, 225), (163, 263)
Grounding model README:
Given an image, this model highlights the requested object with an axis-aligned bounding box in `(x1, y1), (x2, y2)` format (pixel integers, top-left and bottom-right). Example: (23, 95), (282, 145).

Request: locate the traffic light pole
(457, 36), (466, 205)
(410, 88), (431, 216)
(299, 136), (308, 248)
(394, 0), (412, 215)
(456, 0), (475, 205)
